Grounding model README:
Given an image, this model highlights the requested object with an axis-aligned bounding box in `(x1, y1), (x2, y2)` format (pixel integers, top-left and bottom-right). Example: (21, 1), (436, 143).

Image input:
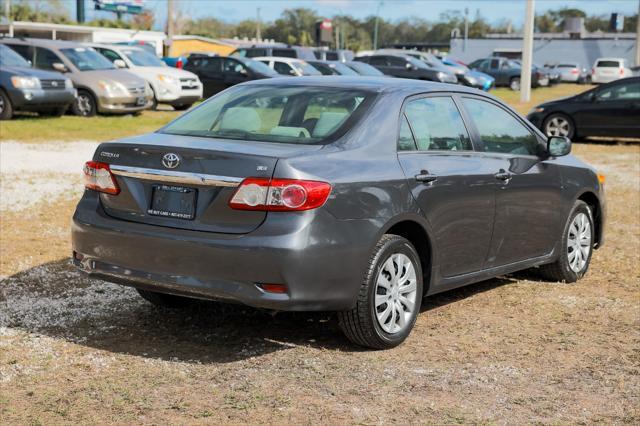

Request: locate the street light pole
(373, 1), (383, 50)
(256, 7), (261, 41)
(635, 0), (639, 66)
(520, 0), (535, 103)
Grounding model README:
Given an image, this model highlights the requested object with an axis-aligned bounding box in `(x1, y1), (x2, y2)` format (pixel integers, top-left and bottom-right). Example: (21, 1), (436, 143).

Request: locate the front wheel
(338, 234), (423, 349)
(72, 90), (96, 117)
(0, 89), (14, 120)
(538, 200), (594, 283)
(509, 77), (521, 91)
(543, 113), (575, 139)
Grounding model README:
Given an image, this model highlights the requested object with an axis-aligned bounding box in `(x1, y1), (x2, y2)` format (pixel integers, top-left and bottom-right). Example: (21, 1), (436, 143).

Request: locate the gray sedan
(72, 77), (606, 349)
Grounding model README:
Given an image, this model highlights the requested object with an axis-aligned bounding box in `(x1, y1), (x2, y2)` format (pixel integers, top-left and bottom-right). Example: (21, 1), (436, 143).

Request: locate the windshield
(160, 85), (375, 145)
(406, 56), (428, 69)
(61, 47), (115, 71)
(347, 62), (384, 76)
(242, 58), (278, 76)
(122, 49), (165, 67)
(294, 61), (322, 75)
(331, 62), (358, 75)
(0, 45), (31, 68)
(596, 60), (621, 68)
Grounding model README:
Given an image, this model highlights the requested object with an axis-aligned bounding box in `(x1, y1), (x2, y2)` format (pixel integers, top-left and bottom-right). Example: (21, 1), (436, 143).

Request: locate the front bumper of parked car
(71, 191), (377, 311)
(8, 87), (76, 109)
(153, 79), (203, 105)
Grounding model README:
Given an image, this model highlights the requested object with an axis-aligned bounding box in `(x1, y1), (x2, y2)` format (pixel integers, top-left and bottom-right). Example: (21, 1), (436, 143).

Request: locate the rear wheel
(338, 234), (423, 349)
(538, 200), (594, 283)
(0, 89), (14, 120)
(72, 90), (96, 117)
(509, 77), (521, 91)
(543, 113), (575, 139)
(137, 289), (195, 308)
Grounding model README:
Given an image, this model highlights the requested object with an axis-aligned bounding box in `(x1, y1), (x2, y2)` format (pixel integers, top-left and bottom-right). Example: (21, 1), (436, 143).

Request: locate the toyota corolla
(72, 77), (605, 349)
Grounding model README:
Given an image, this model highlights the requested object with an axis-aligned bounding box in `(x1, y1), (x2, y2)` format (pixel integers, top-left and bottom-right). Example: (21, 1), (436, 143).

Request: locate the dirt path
(1, 143), (638, 424)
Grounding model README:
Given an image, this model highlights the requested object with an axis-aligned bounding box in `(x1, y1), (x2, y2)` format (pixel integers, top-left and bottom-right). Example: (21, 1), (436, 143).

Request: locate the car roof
(252, 56), (305, 63)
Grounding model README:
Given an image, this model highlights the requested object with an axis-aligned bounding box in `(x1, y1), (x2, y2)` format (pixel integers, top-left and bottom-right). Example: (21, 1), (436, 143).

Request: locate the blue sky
(75, 0), (639, 31)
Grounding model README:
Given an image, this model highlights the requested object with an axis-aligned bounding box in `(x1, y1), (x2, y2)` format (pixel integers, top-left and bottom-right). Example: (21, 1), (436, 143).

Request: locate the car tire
(538, 200), (594, 283)
(0, 89), (14, 120)
(173, 103), (192, 111)
(137, 288), (195, 308)
(509, 77), (521, 91)
(72, 90), (97, 117)
(338, 234), (423, 349)
(543, 113), (576, 139)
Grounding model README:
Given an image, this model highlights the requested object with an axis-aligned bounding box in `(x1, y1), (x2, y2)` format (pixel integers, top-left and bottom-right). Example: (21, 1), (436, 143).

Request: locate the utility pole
(256, 7), (261, 41)
(373, 1), (383, 50)
(635, 0), (640, 66)
(166, 0), (174, 57)
(464, 7), (469, 52)
(76, 0), (85, 23)
(520, 0), (535, 103)
(4, 0), (10, 20)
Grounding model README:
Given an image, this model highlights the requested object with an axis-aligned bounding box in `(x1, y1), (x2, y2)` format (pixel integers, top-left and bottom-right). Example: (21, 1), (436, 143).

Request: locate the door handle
(494, 169), (512, 182)
(415, 171), (438, 183)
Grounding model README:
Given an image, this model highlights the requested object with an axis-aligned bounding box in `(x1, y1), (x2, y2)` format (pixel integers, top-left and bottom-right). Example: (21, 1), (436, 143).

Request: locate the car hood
(1, 65), (68, 80)
(131, 66), (199, 79)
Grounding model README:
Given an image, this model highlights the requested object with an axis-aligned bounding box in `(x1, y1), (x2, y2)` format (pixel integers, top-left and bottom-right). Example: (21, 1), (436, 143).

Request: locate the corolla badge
(162, 153), (180, 169)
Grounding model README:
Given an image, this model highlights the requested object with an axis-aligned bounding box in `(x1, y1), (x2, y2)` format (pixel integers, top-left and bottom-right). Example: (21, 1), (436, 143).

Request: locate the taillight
(83, 161), (120, 195)
(176, 59), (183, 69)
(570, 69), (579, 74)
(229, 178), (331, 211)
(591, 68), (595, 75)
(620, 68), (624, 76)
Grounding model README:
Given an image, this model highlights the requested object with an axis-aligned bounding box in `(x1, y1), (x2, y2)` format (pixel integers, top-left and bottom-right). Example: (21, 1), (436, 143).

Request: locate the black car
(0, 44), (76, 119)
(183, 55), (278, 98)
(469, 57), (545, 90)
(355, 54), (451, 82)
(344, 61), (385, 76)
(306, 60), (359, 76)
(231, 45), (316, 61)
(72, 77), (605, 349)
(527, 77), (640, 139)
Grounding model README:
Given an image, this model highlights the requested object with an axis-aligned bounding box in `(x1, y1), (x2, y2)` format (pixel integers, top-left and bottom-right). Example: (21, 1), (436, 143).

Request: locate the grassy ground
(0, 84), (593, 143)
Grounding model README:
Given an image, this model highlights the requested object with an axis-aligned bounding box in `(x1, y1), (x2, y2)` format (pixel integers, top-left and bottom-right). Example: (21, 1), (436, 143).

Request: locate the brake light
(229, 178), (331, 211)
(620, 68), (624, 76)
(83, 161), (120, 195)
(570, 69), (579, 74)
(176, 59), (183, 69)
(591, 68), (595, 75)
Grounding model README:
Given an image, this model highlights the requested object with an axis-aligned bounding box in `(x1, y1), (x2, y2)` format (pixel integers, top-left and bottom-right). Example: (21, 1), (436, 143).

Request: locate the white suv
(591, 58), (632, 84)
(90, 44), (203, 110)
(253, 56), (322, 77)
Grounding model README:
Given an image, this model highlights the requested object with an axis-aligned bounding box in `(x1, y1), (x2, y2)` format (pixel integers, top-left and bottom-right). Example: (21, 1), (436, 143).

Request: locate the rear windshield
(596, 60), (621, 68)
(160, 85), (375, 144)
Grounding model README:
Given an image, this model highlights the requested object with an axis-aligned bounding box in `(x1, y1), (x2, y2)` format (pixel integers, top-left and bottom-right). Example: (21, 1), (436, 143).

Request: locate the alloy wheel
(77, 94), (92, 116)
(567, 212), (591, 273)
(374, 253), (418, 334)
(0, 95), (4, 114)
(545, 116), (571, 137)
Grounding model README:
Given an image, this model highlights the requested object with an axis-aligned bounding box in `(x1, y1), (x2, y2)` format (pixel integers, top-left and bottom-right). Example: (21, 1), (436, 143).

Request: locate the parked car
(183, 55), (278, 99)
(89, 44), (202, 111)
(551, 63), (589, 84)
(438, 56), (495, 91)
(72, 76), (605, 349)
(527, 77), (640, 139)
(254, 57), (322, 76)
(306, 60), (359, 76)
(377, 49), (458, 83)
(161, 56), (187, 69)
(591, 58), (633, 84)
(355, 54), (455, 83)
(114, 40), (157, 55)
(232, 45), (316, 60)
(468, 57), (546, 90)
(313, 48), (354, 62)
(344, 61), (386, 76)
(0, 38), (152, 116)
(0, 44), (76, 119)
(511, 60), (557, 86)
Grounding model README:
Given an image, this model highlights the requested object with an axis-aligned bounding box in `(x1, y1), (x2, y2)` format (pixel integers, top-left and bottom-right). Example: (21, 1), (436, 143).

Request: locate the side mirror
(547, 136), (571, 157)
(52, 62), (68, 73)
(113, 59), (127, 69)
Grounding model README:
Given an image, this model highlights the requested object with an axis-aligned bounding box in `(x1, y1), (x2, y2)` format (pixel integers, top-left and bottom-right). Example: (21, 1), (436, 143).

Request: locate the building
(0, 21), (166, 55)
(449, 32), (638, 68)
(168, 35), (238, 57)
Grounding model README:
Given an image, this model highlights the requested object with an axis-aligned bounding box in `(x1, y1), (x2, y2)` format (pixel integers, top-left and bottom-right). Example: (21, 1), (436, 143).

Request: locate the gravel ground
(0, 142), (638, 424)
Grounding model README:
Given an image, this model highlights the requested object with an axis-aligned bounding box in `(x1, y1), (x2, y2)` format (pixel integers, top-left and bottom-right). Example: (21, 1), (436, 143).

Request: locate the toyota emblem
(162, 153), (180, 169)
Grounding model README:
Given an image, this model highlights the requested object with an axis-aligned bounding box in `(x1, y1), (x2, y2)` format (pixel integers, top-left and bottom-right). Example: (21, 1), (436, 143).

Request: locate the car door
(368, 56), (393, 76)
(388, 56), (413, 79)
(489, 58), (504, 84)
(198, 57), (224, 98)
(222, 58), (251, 88)
(575, 81), (640, 137)
(34, 47), (64, 72)
(460, 96), (564, 267)
(396, 95), (497, 278)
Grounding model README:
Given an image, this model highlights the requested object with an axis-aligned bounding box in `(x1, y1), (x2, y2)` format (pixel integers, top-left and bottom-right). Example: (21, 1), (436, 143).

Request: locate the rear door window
(203, 57), (222, 72)
(462, 97), (540, 156)
(274, 61), (294, 75)
(34, 47), (62, 71)
(245, 48), (267, 58)
(403, 97), (472, 151)
(388, 56), (406, 68)
(369, 56), (388, 66)
(397, 114), (417, 151)
(6, 44), (32, 62)
(273, 49), (296, 58)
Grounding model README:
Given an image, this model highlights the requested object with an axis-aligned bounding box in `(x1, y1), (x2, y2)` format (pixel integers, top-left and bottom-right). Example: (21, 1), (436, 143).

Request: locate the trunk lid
(94, 132), (322, 234)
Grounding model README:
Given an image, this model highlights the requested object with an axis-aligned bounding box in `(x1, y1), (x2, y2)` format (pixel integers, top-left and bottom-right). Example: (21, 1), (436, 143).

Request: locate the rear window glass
(273, 49), (296, 58)
(596, 60), (621, 68)
(160, 85), (375, 145)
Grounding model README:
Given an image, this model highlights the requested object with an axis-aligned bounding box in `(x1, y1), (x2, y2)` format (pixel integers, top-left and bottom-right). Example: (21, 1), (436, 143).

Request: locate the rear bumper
(71, 191), (378, 311)
(7, 87), (76, 109)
